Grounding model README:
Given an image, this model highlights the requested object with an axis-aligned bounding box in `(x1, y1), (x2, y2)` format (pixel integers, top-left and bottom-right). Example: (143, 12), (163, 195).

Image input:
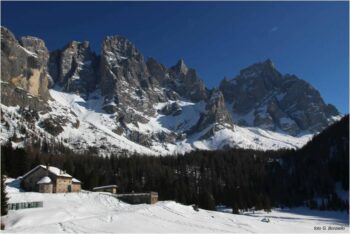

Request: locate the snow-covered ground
(3, 178), (349, 233)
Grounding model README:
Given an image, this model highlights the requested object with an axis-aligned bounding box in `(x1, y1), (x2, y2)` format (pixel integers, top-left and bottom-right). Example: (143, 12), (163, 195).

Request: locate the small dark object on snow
(192, 204), (199, 212)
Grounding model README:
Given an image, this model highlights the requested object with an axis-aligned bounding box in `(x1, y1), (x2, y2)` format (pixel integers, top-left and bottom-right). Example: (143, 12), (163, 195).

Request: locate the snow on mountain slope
(4, 179), (349, 233)
(192, 126), (312, 151)
(0, 27), (340, 156)
(49, 88), (312, 155)
(132, 101), (206, 135)
(48, 88), (158, 155)
(1, 87), (312, 155)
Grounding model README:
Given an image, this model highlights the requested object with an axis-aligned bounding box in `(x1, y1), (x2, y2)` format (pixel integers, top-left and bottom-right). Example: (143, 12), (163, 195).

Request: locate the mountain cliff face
(219, 59), (340, 135)
(1, 27), (51, 112)
(49, 41), (98, 98)
(0, 26), (341, 155)
(168, 59), (208, 102)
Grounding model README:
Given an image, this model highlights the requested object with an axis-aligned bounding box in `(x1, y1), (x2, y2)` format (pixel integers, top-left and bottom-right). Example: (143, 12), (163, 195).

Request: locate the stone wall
(116, 192), (158, 204)
(38, 183), (53, 193)
(55, 177), (72, 193)
(150, 192), (158, 204)
(72, 183), (81, 192)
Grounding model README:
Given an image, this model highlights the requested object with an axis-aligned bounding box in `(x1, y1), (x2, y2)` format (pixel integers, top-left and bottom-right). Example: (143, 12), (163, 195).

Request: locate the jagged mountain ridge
(219, 59), (340, 135)
(0, 26), (341, 155)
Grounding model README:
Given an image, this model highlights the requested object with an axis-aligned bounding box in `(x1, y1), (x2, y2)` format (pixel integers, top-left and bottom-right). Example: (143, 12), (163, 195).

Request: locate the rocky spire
(169, 59), (189, 76)
(167, 59), (208, 102)
(176, 59), (189, 74)
(99, 35), (165, 115)
(187, 88), (233, 139)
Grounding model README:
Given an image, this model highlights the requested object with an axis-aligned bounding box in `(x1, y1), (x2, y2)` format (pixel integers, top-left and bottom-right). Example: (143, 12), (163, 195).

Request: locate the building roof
(93, 185), (118, 190)
(72, 178), (81, 183)
(22, 165), (72, 179)
(37, 176), (52, 184)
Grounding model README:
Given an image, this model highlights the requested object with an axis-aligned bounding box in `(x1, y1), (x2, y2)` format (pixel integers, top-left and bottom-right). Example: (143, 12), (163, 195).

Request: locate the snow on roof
(37, 176), (52, 184)
(22, 165), (72, 179)
(42, 165), (72, 178)
(72, 178), (81, 183)
(93, 185), (118, 190)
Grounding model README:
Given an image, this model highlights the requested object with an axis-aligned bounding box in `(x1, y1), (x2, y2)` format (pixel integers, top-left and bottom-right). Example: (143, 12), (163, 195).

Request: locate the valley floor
(2, 179), (349, 233)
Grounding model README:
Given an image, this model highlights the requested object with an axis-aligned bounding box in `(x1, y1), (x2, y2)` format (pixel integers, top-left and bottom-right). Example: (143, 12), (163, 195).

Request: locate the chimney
(46, 163), (49, 176)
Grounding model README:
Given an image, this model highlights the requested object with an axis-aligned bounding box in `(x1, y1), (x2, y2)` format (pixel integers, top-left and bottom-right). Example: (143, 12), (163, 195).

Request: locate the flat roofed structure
(93, 185), (118, 194)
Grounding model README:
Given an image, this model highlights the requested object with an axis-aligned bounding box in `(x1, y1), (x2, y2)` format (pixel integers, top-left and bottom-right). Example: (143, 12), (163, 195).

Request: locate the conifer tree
(1, 174), (8, 216)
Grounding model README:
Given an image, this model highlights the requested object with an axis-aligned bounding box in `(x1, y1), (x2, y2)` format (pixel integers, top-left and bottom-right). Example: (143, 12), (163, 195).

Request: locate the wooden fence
(8, 201), (43, 210)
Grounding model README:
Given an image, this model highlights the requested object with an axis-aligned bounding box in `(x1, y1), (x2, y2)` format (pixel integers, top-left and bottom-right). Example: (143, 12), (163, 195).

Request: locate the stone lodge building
(21, 165), (81, 193)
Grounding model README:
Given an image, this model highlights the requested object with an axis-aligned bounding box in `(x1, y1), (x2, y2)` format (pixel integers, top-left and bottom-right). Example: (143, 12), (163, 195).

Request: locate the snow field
(3, 179), (349, 233)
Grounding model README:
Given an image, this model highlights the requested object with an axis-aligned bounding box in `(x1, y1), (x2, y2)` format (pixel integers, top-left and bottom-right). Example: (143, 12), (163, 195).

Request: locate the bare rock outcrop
(1, 26), (51, 111)
(48, 41), (98, 98)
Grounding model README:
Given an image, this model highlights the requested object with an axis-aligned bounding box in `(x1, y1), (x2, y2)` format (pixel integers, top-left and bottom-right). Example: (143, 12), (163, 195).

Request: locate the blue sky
(2, 1), (349, 113)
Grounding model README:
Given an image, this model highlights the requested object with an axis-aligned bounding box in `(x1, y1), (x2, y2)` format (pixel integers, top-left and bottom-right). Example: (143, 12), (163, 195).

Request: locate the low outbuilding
(37, 176), (53, 193)
(93, 185), (118, 194)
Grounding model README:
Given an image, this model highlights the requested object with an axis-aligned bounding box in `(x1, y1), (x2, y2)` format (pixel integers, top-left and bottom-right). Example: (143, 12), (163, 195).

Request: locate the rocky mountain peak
(100, 35), (161, 116)
(0, 27), (343, 155)
(146, 57), (159, 66)
(66, 40), (90, 49)
(219, 59), (282, 114)
(220, 59), (341, 135)
(102, 36), (142, 62)
(19, 36), (48, 57)
(48, 40), (97, 97)
(167, 60), (208, 102)
(64, 40), (89, 51)
(1, 26), (16, 42)
(171, 59), (189, 75)
(239, 59), (280, 81)
(146, 57), (167, 81)
(264, 58), (274, 67)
